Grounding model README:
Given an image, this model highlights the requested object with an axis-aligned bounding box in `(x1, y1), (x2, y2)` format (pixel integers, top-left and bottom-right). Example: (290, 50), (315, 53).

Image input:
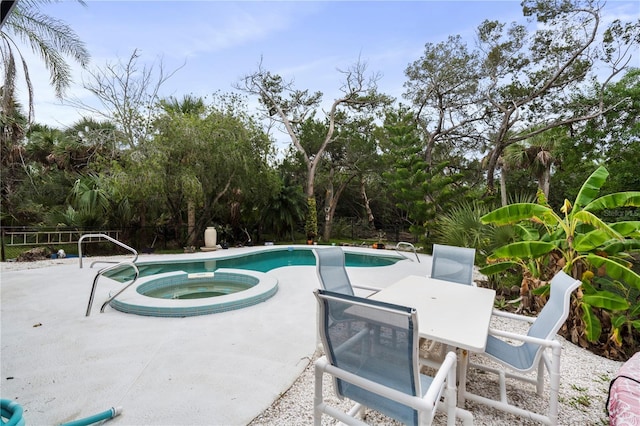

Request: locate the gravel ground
(248, 324), (622, 426)
(2, 258), (624, 425)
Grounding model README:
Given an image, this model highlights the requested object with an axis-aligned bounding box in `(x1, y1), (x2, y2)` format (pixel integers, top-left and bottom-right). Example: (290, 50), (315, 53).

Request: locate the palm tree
(159, 95), (206, 116)
(502, 127), (567, 199)
(1, 0), (90, 122)
(156, 95), (207, 245)
(262, 177), (306, 241)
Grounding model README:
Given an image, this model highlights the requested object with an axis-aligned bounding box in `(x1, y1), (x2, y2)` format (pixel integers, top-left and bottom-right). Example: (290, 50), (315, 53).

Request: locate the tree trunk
(322, 174), (334, 241)
(360, 176), (375, 225)
(186, 200), (196, 246)
(500, 168), (508, 207)
(540, 168), (551, 199)
(485, 148), (500, 194)
(322, 175), (354, 241)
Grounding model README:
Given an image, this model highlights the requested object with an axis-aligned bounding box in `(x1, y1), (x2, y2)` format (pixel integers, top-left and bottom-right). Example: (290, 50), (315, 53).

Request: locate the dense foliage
(480, 167), (640, 359)
(1, 0), (638, 359)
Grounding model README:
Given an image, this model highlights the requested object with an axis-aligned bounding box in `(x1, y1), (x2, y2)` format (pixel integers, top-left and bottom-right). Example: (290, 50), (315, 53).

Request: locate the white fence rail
(3, 230), (121, 246)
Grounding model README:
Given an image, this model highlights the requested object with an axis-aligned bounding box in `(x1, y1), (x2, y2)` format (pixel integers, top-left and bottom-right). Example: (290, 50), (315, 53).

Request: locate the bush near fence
(1, 223), (419, 262)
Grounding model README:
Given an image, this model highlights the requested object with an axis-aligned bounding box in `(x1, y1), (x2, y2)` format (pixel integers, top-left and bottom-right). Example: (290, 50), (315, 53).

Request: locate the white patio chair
(430, 244), (476, 286)
(313, 247), (382, 296)
(424, 244), (477, 361)
(313, 289), (473, 426)
(464, 270), (581, 425)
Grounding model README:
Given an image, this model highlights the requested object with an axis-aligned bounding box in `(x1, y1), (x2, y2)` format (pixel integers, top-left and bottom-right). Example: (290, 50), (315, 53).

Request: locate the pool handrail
(86, 261), (139, 316)
(99, 262), (141, 314)
(395, 242), (420, 263)
(78, 233), (138, 269)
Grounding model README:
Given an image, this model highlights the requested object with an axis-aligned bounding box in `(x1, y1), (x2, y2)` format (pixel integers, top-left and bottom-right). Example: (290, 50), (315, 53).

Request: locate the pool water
(111, 270), (276, 317)
(105, 247), (404, 317)
(143, 280), (252, 299)
(105, 247), (401, 282)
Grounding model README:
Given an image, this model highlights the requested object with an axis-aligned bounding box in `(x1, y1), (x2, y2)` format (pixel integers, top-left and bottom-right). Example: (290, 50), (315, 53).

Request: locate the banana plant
(479, 166), (640, 354)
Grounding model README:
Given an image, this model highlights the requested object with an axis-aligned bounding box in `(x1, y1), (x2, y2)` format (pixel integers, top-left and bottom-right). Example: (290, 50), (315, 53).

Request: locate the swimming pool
(109, 269), (278, 317)
(104, 247), (404, 317)
(104, 246), (402, 282)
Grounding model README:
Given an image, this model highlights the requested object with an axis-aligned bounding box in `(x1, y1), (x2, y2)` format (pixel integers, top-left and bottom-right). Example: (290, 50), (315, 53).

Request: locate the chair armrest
(352, 284), (383, 294)
(317, 355), (449, 410)
(491, 309), (537, 324)
(423, 351), (457, 403)
(488, 328), (562, 349)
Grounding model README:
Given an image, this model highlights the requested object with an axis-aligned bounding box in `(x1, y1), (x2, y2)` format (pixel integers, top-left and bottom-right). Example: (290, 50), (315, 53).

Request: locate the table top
(368, 275), (496, 352)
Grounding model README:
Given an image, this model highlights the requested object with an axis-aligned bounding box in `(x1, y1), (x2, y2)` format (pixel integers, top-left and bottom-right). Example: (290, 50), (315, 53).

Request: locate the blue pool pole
(60, 406), (122, 426)
(1, 399), (25, 426)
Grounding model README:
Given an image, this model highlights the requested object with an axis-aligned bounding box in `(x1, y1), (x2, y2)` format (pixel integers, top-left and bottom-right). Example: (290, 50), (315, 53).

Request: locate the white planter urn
(204, 227), (217, 248)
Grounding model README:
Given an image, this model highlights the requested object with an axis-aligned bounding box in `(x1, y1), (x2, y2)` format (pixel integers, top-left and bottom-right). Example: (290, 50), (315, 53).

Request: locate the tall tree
(155, 94), (206, 244)
(236, 58), (391, 240)
(403, 34), (487, 166)
(127, 93), (275, 246)
(479, 0), (639, 193)
(380, 107), (469, 241)
(551, 68), (640, 209)
(67, 49), (183, 149)
(1, 0), (89, 223)
(1, 0), (90, 122)
(317, 116), (380, 240)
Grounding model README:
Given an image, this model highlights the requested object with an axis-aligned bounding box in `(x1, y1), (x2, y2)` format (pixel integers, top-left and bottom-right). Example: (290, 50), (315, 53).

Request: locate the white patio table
(368, 274), (496, 403)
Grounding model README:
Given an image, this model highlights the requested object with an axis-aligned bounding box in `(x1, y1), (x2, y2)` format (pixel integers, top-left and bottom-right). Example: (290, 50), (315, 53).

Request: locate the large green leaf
(572, 211), (621, 239)
(581, 303), (602, 343)
(583, 192), (640, 212)
(611, 315), (626, 329)
(478, 261), (519, 275)
(491, 241), (556, 260)
(532, 284), (550, 296)
(580, 279), (597, 295)
(632, 320), (640, 331)
(582, 291), (630, 311)
(586, 254), (640, 290)
(514, 223), (540, 241)
(609, 221), (640, 237)
(602, 240), (640, 255)
(573, 230), (615, 251)
(573, 166), (608, 211)
(481, 203), (555, 226)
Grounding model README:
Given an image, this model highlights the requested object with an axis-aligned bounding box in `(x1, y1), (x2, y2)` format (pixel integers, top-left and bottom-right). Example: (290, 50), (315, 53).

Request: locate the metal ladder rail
(395, 242), (420, 263)
(78, 233), (138, 269)
(100, 262), (140, 314)
(86, 261), (139, 316)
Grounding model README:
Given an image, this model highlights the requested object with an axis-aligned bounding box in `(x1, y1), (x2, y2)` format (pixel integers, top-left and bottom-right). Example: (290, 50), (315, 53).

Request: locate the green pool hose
(0, 400), (121, 426)
(60, 406), (122, 426)
(1, 399), (24, 426)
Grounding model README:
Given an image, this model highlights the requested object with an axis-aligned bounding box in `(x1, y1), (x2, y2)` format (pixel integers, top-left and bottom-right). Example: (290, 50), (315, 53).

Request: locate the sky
(7, 0), (640, 132)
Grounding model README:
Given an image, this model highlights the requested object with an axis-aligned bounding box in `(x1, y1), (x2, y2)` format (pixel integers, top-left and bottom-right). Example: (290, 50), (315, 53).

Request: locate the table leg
(458, 349), (468, 406)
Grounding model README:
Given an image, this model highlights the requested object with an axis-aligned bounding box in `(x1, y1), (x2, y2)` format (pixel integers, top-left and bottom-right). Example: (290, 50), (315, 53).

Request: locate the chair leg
(346, 403), (365, 420)
(455, 407), (474, 426)
(466, 350), (561, 426)
(536, 356), (545, 395)
(445, 380), (457, 426)
(548, 347), (562, 425)
(457, 349), (468, 405)
(314, 359), (326, 426)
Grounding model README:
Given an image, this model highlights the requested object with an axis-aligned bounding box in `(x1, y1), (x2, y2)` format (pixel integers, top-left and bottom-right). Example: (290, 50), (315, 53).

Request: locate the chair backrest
(314, 247), (354, 295)
(431, 244), (476, 285)
(315, 289), (422, 425)
(522, 270), (582, 361)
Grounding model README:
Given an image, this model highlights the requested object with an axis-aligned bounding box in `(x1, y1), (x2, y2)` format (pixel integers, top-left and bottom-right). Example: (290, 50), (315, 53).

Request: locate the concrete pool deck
(1, 245), (431, 425)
